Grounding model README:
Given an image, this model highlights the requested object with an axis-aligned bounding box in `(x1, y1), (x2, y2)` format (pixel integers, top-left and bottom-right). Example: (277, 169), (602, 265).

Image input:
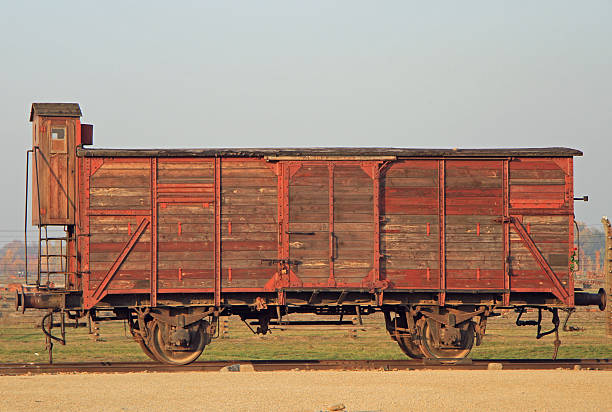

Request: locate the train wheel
(137, 339), (158, 362)
(393, 316), (424, 359)
(417, 318), (475, 362)
(128, 317), (158, 362)
(148, 320), (209, 365)
(397, 338), (425, 359)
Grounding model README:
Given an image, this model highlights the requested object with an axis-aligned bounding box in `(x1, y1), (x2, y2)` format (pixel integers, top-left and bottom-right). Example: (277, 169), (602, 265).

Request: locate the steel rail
(0, 359), (610, 375)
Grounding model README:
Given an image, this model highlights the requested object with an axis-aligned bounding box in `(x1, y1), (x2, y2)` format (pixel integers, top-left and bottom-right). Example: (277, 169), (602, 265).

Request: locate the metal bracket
(148, 307), (215, 328)
(420, 306), (487, 327)
(515, 306), (561, 359)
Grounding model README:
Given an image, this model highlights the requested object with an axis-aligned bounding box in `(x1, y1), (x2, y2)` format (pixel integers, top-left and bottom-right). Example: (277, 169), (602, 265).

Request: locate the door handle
(331, 232), (338, 261)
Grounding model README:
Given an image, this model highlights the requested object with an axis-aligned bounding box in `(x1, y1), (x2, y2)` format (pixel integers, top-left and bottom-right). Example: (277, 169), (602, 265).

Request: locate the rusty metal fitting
(574, 288), (606, 311)
(15, 289), (66, 312)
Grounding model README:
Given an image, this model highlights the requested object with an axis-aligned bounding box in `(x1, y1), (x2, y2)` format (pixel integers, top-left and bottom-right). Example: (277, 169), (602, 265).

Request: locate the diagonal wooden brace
(510, 216), (569, 302)
(90, 217), (150, 305)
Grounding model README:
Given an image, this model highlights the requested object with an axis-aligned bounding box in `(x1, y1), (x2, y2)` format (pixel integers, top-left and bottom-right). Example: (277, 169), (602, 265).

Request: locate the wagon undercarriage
(17, 286), (606, 364)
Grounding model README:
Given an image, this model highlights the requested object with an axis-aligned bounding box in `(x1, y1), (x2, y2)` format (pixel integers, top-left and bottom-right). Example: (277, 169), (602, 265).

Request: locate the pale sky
(1, 1), (610, 245)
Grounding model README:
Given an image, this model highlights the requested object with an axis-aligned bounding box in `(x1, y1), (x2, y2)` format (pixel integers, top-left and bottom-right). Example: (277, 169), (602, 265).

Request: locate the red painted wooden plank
(383, 187), (438, 197)
(446, 280), (505, 289)
(387, 160), (439, 170)
(445, 160), (503, 169)
(385, 269), (440, 288)
(446, 188), (503, 197)
(446, 198), (503, 207)
(446, 269), (504, 280)
(106, 289), (150, 294)
(510, 185), (565, 193)
(88, 209), (151, 216)
(446, 206), (503, 216)
(509, 159), (564, 170)
(103, 158), (150, 164)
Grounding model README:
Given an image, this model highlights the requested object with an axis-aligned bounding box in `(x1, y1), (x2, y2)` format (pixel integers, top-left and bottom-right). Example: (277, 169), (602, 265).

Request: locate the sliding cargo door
(380, 160), (440, 289)
(286, 162), (375, 287)
(333, 164), (374, 284)
(288, 163), (330, 284)
(444, 160), (505, 290)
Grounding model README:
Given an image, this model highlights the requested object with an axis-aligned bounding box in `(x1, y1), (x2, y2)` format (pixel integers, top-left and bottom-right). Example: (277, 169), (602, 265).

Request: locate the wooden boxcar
(18, 103), (606, 364)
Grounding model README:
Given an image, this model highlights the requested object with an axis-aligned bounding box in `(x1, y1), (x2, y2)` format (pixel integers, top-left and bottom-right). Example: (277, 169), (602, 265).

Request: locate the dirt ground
(0, 369), (611, 412)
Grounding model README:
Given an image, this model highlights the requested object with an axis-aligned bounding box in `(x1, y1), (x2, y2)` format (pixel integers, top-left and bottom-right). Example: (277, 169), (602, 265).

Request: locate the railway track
(0, 359), (610, 375)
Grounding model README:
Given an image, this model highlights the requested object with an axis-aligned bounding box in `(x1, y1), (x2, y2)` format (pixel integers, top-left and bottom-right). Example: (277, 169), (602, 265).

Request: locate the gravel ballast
(1, 369), (611, 411)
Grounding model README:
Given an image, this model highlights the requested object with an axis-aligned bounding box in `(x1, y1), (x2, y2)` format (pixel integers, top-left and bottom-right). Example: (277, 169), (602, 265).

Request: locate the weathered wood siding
(508, 158), (572, 292)
(380, 158), (571, 295)
(445, 160), (504, 290)
(88, 158), (151, 292)
(333, 164), (373, 284)
(81, 154), (574, 303)
(156, 159), (215, 290)
(381, 160), (440, 289)
(88, 158), (279, 292)
(32, 115), (78, 225)
(287, 162), (374, 286)
(221, 159), (278, 288)
(289, 163), (331, 283)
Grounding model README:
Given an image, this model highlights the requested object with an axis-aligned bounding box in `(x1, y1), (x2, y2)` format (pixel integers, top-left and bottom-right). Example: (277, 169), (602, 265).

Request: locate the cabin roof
(30, 103), (82, 121)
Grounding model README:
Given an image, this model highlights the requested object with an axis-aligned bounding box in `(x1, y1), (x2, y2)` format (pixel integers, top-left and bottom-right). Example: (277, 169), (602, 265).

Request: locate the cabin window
(51, 128), (65, 140)
(50, 126), (67, 153)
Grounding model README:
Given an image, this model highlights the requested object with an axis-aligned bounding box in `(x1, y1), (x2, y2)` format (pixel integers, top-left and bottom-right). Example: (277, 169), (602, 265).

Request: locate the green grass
(0, 309), (610, 363)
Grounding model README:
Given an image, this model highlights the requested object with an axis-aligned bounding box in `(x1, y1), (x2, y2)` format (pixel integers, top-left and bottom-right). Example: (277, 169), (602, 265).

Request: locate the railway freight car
(17, 103), (606, 364)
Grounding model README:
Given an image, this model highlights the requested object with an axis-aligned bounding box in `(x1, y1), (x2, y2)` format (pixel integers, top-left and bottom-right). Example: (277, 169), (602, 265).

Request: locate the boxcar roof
(77, 147), (582, 158)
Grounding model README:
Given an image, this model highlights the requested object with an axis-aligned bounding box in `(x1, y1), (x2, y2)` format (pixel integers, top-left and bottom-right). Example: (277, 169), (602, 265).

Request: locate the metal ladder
(32, 225), (74, 288)
(23, 148), (76, 289)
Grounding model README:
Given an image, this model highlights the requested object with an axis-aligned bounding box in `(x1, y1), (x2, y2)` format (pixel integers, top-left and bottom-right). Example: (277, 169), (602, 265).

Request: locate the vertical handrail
(63, 231), (68, 288)
(24, 149), (33, 285)
(44, 226), (50, 286)
(37, 226), (41, 286)
(34, 146), (42, 286)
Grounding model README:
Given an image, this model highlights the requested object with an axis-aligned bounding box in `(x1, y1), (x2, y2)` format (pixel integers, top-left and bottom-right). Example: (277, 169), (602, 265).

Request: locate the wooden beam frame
(150, 158), (158, 307)
(503, 159), (510, 305)
(510, 216), (569, 302)
(88, 217), (150, 308)
(438, 159), (446, 305)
